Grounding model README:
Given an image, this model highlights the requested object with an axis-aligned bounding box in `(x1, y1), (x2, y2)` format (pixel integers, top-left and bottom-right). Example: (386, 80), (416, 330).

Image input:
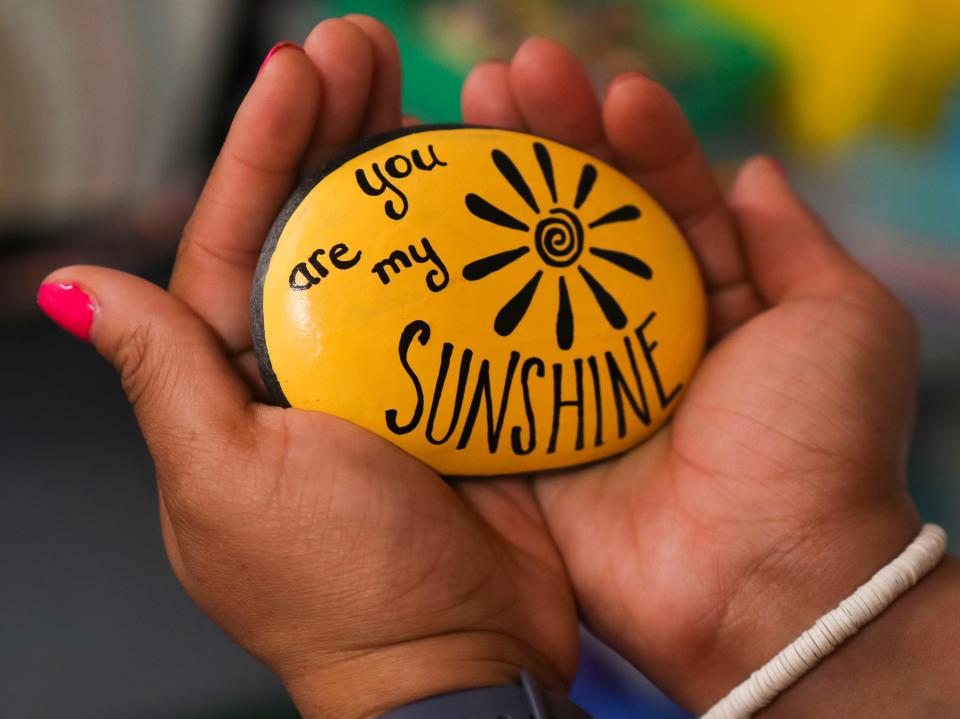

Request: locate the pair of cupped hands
(46, 16), (924, 719)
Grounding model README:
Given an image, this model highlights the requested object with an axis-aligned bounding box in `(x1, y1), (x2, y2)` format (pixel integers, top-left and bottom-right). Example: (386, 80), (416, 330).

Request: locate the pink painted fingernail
(37, 282), (95, 341)
(258, 41), (299, 77)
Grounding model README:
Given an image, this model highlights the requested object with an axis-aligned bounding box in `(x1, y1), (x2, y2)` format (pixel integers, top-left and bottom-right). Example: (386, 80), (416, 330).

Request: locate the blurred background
(1, 1), (958, 717)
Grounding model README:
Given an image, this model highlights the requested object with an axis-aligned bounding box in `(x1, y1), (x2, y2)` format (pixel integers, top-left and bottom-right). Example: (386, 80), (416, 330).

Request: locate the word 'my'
(372, 237), (449, 293)
(355, 144), (447, 220)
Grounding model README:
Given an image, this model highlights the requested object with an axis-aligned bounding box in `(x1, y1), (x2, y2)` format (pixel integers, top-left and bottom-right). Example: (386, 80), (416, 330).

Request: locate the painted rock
(252, 126), (706, 475)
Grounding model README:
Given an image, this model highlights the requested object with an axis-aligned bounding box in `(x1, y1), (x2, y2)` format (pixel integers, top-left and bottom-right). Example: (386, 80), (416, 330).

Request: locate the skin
(43, 18), (959, 718)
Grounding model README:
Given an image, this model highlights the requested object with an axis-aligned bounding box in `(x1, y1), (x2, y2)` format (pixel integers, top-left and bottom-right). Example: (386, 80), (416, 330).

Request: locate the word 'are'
(289, 242), (361, 290)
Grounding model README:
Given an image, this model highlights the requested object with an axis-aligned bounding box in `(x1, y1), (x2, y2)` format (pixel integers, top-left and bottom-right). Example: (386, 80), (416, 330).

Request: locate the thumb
(729, 156), (862, 305)
(37, 266), (251, 467)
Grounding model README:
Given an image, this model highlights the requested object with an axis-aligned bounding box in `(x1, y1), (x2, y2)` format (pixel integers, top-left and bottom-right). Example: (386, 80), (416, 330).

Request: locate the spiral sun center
(534, 207), (584, 268)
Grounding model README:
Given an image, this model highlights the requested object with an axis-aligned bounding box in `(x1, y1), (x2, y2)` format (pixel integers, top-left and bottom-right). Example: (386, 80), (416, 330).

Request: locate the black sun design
(462, 142), (652, 350)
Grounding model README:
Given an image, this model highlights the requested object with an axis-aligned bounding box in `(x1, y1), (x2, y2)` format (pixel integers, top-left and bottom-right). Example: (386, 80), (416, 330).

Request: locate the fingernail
(258, 41), (298, 77)
(768, 157), (788, 180)
(37, 282), (95, 341)
(606, 71), (648, 97)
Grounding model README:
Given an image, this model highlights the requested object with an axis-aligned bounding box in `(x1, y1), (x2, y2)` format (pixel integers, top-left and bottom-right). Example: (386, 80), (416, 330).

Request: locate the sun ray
(494, 270), (543, 337)
(574, 164), (597, 209)
(556, 276), (574, 350)
(588, 204), (641, 229)
(589, 247), (653, 279)
(533, 142), (558, 204)
(466, 193), (531, 232)
(492, 150), (540, 213)
(463, 246), (531, 280)
(578, 266), (627, 329)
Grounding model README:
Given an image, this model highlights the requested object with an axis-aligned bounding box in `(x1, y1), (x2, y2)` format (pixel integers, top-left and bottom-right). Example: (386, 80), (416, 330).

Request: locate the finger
(39, 267), (252, 473)
(302, 18), (375, 172)
(402, 114), (422, 127)
(509, 38), (612, 161)
(708, 281), (765, 341)
(462, 60), (527, 130)
(603, 74), (748, 296)
(344, 14), (402, 137)
(234, 348), (270, 400)
(728, 156), (859, 304)
(170, 44), (321, 352)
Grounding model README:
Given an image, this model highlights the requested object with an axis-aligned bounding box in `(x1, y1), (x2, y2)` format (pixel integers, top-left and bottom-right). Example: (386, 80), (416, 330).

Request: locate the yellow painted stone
(252, 126), (706, 475)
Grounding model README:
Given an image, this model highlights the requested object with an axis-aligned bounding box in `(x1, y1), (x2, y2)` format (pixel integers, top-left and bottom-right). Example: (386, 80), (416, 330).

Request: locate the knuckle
(114, 321), (181, 413)
(115, 322), (154, 407)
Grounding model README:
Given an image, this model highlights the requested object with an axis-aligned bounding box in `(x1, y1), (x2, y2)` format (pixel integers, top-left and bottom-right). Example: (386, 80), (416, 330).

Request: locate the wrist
(691, 490), (921, 712)
(278, 630), (569, 719)
(759, 554), (960, 717)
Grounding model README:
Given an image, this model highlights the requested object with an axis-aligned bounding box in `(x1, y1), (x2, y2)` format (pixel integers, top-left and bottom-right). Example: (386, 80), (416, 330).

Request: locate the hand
(461, 39), (922, 711)
(40, 19), (579, 719)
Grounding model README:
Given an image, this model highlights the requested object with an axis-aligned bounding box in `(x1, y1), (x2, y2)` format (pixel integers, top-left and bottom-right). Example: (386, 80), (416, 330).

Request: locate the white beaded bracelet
(702, 523), (948, 719)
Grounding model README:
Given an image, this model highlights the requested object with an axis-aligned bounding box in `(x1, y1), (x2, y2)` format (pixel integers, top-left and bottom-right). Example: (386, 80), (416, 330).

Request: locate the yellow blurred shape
(705, 0), (960, 146)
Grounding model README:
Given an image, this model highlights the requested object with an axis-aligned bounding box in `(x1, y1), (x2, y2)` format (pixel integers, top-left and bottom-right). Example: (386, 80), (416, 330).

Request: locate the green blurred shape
(641, 0), (774, 137)
(327, 0), (467, 122)
(323, 0), (773, 136)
